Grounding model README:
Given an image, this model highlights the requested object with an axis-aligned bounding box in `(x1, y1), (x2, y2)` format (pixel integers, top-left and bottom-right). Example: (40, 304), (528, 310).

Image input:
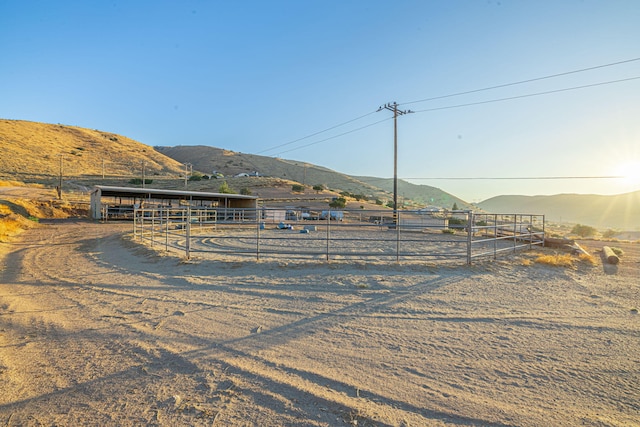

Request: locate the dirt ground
(1, 219), (639, 426)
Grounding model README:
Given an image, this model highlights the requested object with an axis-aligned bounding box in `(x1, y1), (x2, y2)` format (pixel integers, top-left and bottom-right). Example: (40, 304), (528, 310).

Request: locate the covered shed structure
(90, 185), (258, 220)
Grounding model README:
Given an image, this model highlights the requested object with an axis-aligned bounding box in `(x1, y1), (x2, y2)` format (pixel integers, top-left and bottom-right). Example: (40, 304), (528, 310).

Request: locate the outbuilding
(90, 185), (258, 220)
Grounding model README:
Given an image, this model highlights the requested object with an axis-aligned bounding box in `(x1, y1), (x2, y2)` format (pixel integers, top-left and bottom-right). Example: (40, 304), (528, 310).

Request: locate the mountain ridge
(1, 119), (637, 230)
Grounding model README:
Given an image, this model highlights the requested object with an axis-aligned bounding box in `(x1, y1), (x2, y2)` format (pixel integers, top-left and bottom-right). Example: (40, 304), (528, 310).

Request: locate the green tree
(218, 181), (234, 194)
(292, 184), (305, 193)
(312, 184), (325, 193)
(452, 202), (459, 211)
(329, 197), (346, 209)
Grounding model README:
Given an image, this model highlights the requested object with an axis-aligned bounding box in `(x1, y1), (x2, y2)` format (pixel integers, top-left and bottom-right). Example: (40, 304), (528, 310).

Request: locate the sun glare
(615, 161), (640, 187)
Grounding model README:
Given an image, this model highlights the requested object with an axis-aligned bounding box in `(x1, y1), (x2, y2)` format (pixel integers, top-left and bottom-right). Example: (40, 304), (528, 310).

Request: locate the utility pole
(141, 161), (146, 188)
(184, 163), (191, 188)
(377, 102), (413, 224)
(57, 154), (63, 200)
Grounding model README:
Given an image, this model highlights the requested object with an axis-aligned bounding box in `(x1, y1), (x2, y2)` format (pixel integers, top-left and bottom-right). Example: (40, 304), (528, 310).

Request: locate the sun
(614, 161), (640, 187)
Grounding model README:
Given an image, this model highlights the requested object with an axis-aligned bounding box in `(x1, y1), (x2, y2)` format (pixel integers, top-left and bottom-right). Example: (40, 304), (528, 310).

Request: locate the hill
(155, 145), (471, 208)
(0, 119), (186, 181)
(478, 192), (640, 231)
(355, 176), (471, 210)
(0, 120), (468, 210)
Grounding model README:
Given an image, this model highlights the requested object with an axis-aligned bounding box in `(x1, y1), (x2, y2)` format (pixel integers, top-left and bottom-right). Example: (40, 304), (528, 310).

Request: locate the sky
(1, 0), (639, 202)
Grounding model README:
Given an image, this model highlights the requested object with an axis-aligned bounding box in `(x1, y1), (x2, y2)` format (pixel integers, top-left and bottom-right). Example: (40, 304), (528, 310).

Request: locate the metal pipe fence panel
(132, 207), (545, 264)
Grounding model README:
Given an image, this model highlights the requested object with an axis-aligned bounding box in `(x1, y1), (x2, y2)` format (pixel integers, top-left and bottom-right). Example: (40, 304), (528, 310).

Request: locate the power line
(401, 56), (640, 106)
(253, 57), (640, 157)
(256, 110), (378, 155)
(403, 176), (626, 180)
(276, 76), (639, 156)
(412, 76), (640, 113)
(274, 116), (392, 155)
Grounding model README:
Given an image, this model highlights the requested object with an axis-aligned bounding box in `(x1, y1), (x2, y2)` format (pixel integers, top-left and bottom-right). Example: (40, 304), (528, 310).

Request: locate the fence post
(467, 210), (473, 265)
(513, 214), (518, 252)
(151, 208), (155, 247)
(139, 208), (144, 241)
(326, 209), (331, 261)
(493, 214), (498, 259)
(186, 206), (191, 259)
(165, 207), (169, 251)
(256, 210), (261, 261)
(395, 210), (400, 263)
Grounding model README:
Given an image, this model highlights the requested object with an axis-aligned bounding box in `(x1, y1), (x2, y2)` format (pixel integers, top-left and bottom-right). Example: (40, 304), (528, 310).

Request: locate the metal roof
(92, 185), (258, 200)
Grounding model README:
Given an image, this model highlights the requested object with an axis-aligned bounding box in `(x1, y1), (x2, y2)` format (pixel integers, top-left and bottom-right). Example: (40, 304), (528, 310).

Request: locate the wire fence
(130, 207), (545, 265)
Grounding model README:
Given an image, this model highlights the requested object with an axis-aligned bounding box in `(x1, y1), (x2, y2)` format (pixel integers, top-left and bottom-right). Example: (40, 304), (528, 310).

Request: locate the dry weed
(534, 253), (575, 268)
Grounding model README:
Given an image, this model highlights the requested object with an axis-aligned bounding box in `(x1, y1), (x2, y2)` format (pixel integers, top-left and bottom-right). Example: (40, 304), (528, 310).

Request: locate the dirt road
(1, 219), (639, 426)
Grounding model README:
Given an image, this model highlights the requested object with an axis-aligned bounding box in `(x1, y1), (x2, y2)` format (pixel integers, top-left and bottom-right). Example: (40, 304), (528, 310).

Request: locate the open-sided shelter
(90, 185), (258, 220)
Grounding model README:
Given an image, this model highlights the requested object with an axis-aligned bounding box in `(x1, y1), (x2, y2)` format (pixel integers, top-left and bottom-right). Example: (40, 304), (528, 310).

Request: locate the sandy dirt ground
(1, 219), (639, 426)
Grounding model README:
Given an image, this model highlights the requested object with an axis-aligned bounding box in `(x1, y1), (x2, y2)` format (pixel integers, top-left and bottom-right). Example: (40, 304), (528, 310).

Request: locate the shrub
(329, 197), (346, 209)
(610, 247), (624, 257)
(312, 184), (325, 193)
(292, 184), (305, 193)
(571, 224), (596, 238)
(535, 253), (575, 267)
(240, 187), (252, 195)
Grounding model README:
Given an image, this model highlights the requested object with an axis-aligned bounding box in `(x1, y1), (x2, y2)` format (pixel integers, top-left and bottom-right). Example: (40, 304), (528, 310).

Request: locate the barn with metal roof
(90, 185), (258, 220)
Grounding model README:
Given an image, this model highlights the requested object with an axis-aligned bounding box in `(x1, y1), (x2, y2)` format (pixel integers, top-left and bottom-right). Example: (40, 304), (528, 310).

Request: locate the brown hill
(154, 145), (389, 198)
(155, 145), (473, 209)
(0, 119), (185, 181)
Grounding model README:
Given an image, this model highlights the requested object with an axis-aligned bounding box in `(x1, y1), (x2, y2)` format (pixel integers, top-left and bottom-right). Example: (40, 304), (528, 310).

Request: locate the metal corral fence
(131, 207), (545, 264)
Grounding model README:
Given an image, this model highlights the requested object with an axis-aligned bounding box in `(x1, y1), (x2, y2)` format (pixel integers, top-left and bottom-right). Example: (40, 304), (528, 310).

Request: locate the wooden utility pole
(57, 154), (63, 199)
(378, 102), (413, 224)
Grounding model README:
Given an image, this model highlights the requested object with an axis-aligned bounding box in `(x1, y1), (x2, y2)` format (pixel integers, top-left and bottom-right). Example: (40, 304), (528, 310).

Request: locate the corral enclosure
(131, 207), (545, 264)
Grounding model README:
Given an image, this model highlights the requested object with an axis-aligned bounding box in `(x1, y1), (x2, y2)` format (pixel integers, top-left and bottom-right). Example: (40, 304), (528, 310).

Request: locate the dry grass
(534, 253), (575, 267)
(0, 119), (185, 179)
(522, 248), (597, 269)
(0, 183), (87, 241)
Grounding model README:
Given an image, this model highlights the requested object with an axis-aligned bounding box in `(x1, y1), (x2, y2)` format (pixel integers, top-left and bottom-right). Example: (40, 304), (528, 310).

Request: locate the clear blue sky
(2, 1), (639, 202)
